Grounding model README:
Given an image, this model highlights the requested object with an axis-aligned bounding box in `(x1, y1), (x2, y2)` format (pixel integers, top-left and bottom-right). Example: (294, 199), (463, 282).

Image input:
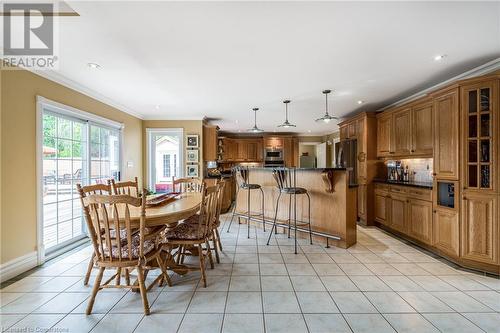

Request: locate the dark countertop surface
(373, 179), (433, 189)
(247, 167), (349, 171)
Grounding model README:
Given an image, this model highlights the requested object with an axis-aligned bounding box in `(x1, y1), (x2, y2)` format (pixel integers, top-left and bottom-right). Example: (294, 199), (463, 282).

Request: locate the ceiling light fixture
(434, 54), (446, 61)
(155, 105), (160, 110)
(247, 107), (264, 133)
(87, 62), (101, 69)
(278, 100), (296, 128)
(315, 89), (339, 123)
(357, 100), (364, 105)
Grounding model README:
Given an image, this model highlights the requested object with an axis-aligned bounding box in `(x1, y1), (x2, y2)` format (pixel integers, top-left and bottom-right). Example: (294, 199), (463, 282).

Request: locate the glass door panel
(42, 112), (88, 251)
(89, 124), (120, 184)
(148, 129), (183, 193)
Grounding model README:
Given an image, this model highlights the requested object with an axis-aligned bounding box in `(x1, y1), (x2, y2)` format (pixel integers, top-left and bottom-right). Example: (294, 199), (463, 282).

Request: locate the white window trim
(36, 96), (124, 265)
(146, 128), (184, 191)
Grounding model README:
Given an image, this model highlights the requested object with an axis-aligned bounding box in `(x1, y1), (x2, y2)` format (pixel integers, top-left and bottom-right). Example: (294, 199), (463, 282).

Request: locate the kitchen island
(233, 167), (357, 248)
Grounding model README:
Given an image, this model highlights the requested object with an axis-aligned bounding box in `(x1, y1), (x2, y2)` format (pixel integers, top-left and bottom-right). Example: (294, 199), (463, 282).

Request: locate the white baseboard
(0, 251), (38, 283)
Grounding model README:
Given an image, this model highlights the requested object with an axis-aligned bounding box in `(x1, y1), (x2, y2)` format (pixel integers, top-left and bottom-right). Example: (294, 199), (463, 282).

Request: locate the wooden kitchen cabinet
(357, 184), (367, 221)
(374, 191), (389, 225)
(412, 102), (433, 155)
(203, 124), (218, 161)
(348, 122), (357, 138)
(433, 208), (460, 257)
(340, 125), (348, 140)
(390, 194), (407, 233)
(408, 198), (433, 244)
(264, 137), (284, 149)
(236, 141), (248, 160)
(283, 137), (294, 167)
(377, 113), (393, 157)
(393, 108), (412, 156)
(461, 192), (498, 264)
(433, 87), (460, 180)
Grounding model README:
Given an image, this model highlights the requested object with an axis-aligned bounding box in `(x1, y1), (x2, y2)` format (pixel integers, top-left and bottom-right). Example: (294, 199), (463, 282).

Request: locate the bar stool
(266, 167), (312, 254)
(226, 166), (266, 238)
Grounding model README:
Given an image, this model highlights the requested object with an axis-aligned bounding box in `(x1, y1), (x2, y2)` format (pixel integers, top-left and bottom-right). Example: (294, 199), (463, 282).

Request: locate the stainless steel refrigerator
(335, 139), (357, 185)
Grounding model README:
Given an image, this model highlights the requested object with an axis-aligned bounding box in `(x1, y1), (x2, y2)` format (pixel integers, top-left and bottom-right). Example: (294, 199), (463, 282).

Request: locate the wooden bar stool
(226, 166), (266, 238)
(266, 167), (312, 254)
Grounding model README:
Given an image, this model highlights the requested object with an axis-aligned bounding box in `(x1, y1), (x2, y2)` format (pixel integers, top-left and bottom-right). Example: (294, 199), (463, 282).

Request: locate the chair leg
(260, 187), (266, 232)
(306, 192), (313, 245)
(156, 254), (172, 287)
(176, 245), (183, 264)
(115, 267), (122, 285)
(125, 269), (131, 286)
(136, 267), (150, 315)
(288, 194), (292, 238)
(86, 267), (104, 315)
(206, 239), (215, 269)
(226, 188), (239, 232)
(84, 253), (95, 286)
(212, 230), (220, 264)
(294, 193), (298, 254)
(198, 244), (207, 287)
(247, 188), (251, 239)
(215, 228), (223, 251)
(266, 192), (282, 245)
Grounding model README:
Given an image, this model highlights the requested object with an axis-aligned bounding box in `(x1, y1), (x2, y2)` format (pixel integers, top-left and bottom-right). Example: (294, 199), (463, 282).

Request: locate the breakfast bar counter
(233, 167), (357, 248)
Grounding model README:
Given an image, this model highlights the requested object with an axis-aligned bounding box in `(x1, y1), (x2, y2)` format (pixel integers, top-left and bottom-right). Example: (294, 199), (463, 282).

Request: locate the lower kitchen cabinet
(408, 198), (433, 244)
(433, 208), (460, 257)
(357, 184), (367, 221)
(390, 194), (407, 233)
(374, 190), (389, 225)
(461, 192), (498, 265)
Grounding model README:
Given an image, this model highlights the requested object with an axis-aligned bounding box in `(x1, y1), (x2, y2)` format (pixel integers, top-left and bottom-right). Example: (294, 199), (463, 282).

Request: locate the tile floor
(1, 214), (499, 333)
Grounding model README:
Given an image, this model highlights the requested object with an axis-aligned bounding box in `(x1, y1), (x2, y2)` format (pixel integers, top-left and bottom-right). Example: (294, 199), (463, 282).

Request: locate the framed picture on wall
(186, 149), (199, 163)
(186, 134), (199, 148)
(186, 164), (199, 178)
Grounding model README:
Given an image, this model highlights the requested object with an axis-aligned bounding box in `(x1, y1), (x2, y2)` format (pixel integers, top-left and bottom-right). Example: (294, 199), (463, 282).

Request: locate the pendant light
(277, 100), (296, 128)
(247, 107), (264, 133)
(315, 89), (339, 123)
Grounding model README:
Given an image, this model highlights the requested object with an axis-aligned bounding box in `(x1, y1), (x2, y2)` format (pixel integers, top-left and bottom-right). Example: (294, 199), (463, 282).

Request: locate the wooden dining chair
(76, 183), (112, 285)
(163, 183), (220, 287)
(83, 190), (170, 315)
(110, 177), (140, 197)
(184, 180), (226, 263)
(172, 177), (203, 193)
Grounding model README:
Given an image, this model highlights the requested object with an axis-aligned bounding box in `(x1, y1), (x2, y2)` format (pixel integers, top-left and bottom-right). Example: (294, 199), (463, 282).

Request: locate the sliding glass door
(147, 129), (183, 193)
(41, 109), (121, 253)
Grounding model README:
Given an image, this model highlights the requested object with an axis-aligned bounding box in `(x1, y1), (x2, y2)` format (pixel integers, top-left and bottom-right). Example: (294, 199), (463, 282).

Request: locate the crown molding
(27, 68), (145, 120)
(378, 57), (500, 111)
(142, 115), (205, 121)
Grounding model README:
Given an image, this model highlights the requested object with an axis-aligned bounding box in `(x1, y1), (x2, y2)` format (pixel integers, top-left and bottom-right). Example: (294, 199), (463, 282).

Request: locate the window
(38, 97), (122, 256)
(163, 154), (171, 177)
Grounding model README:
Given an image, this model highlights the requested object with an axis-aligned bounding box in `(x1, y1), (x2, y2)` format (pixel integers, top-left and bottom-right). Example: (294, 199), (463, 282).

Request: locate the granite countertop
(249, 167), (349, 171)
(373, 179), (433, 189)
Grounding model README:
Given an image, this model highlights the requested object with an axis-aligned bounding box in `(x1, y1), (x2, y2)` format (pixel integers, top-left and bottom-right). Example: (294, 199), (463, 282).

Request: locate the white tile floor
(1, 214), (499, 333)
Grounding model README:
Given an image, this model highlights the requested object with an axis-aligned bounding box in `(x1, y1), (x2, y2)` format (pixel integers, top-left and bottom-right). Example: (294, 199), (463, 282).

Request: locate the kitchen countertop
(373, 179), (433, 189)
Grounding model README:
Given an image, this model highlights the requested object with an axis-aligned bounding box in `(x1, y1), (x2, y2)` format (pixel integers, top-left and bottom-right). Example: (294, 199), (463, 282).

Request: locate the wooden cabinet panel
(265, 137), (284, 149)
(461, 193), (498, 264)
(283, 137), (294, 167)
(377, 115), (393, 157)
(408, 199), (433, 244)
(246, 142), (258, 161)
(412, 102), (433, 155)
(237, 141), (247, 160)
(433, 89), (459, 179)
(433, 208), (460, 257)
(202, 125), (218, 161)
(340, 125), (348, 140)
(390, 194), (407, 233)
(358, 185), (367, 221)
(348, 122), (357, 138)
(393, 108), (412, 155)
(374, 191), (389, 224)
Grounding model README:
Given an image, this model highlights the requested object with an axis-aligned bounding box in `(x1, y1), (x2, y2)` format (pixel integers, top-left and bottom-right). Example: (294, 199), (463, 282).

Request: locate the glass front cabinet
(462, 80), (497, 192)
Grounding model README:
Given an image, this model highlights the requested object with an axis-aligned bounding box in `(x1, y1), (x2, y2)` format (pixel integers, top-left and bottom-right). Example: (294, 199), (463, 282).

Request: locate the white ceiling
(47, 1), (500, 133)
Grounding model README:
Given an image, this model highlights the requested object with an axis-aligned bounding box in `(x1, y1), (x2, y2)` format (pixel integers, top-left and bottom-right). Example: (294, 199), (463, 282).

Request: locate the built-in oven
(265, 148), (283, 161)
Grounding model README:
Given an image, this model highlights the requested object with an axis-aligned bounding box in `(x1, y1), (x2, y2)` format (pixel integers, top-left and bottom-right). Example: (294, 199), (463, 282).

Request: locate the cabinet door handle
(411, 149), (415, 153)
(433, 210), (437, 213)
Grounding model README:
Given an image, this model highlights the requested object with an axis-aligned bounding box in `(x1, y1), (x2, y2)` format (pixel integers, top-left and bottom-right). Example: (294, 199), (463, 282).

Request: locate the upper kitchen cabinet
(461, 79), (498, 192)
(412, 101), (433, 155)
(203, 124), (218, 161)
(393, 108), (412, 155)
(376, 113), (393, 157)
(264, 136), (284, 149)
(432, 87), (460, 180)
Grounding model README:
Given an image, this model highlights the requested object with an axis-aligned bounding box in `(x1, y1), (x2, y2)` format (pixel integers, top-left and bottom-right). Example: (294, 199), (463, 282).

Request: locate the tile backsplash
(386, 158), (433, 183)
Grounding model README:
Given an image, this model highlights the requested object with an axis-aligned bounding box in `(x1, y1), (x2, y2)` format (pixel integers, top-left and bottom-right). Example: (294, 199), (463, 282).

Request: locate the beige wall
(1, 69), (143, 264)
(142, 120), (203, 187)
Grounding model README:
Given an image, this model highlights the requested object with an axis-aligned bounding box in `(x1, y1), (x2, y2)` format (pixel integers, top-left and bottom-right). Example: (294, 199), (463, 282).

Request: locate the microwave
(265, 148), (283, 161)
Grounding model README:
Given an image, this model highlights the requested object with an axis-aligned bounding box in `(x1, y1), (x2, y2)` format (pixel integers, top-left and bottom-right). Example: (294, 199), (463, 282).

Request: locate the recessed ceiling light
(357, 100), (364, 105)
(307, 130), (312, 133)
(155, 105), (160, 110)
(87, 62), (101, 69)
(434, 54), (446, 61)
(238, 129), (241, 133)
(235, 120), (239, 124)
